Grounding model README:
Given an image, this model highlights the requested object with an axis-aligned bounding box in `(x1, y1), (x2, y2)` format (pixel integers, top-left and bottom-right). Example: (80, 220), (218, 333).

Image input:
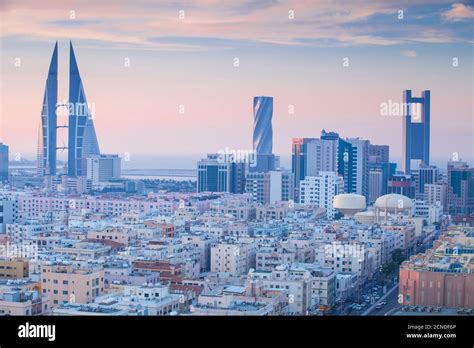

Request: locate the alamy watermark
(0, 242), (38, 260)
(217, 147), (257, 167)
(380, 99), (421, 120)
(56, 100), (95, 118)
(325, 242), (365, 262)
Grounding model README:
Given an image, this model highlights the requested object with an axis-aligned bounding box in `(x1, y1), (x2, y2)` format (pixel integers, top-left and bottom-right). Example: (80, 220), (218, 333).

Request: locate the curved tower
(68, 41), (100, 177)
(251, 96), (275, 172)
(253, 96), (273, 155)
(37, 42), (58, 176)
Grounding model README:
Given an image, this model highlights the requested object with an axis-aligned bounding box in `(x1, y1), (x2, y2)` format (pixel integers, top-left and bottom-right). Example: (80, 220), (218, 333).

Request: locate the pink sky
(1, 1), (473, 168)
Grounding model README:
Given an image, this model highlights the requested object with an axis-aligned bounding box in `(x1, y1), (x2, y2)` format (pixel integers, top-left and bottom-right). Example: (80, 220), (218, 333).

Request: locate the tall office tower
(231, 162), (246, 194)
(319, 130), (370, 199)
(411, 165), (438, 199)
(68, 42), (100, 177)
(368, 144), (392, 202)
(388, 174), (416, 198)
(245, 171), (294, 204)
(345, 138), (370, 198)
(291, 136), (338, 201)
(37, 42), (58, 176)
(402, 90), (430, 174)
(86, 154), (121, 187)
(368, 169), (383, 204)
(368, 144), (389, 164)
(446, 161), (474, 216)
(251, 96), (275, 173)
(299, 172), (344, 220)
(380, 162), (397, 195)
(197, 154), (232, 193)
(0, 196), (18, 233)
(0, 143), (8, 182)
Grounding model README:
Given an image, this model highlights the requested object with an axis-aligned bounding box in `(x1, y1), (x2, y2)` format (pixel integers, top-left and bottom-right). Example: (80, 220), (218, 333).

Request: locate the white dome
(374, 194), (413, 211)
(333, 194), (366, 216)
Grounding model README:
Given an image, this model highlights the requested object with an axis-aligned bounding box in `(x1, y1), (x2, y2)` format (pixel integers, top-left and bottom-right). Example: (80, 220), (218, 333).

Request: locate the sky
(0, 0), (473, 169)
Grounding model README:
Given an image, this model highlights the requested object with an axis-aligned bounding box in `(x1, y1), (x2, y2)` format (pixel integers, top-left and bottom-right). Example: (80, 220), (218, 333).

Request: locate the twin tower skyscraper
(37, 41), (100, 177)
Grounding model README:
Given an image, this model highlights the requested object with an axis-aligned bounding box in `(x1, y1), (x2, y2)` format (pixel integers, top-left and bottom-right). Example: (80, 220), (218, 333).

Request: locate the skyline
(1, 0), (473, 169)
(0, 1), (474, 335)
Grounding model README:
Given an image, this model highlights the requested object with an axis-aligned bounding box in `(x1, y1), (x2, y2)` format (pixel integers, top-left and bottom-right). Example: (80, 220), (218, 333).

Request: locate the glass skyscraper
(0, 143), (8, 182)
(37, 42), (58, 176)
(68, 42), (100, 177)
(37, 41), (100, 177)
(251, 96), (275, 173)
(402, 89), (430, 174)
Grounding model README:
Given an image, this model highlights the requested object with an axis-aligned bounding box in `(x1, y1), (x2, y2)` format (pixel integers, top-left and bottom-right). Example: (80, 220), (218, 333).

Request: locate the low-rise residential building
(40, 263), (105, 307)
(399, 226), (474, 309)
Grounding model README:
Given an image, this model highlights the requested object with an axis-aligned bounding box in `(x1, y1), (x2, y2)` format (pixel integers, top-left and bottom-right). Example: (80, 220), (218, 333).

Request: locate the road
(363, 284), (400, 316)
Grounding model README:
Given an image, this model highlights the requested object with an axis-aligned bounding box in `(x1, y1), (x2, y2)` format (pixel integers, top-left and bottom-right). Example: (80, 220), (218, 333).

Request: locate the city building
(197, 154), (233, 193)
(388, 174), (416, 198)
(446, 161), (474, 216)
(412, 165), (438, 199)
(0, 196), (18, 233)
(399, 226), (474, 309)
(68, 42), (100, 177)
(245, 171), (294, 204)
(0, 286), (50, 316)
(368, 144), (394, 202)
(413, 200), (443, 224)
(251, 96), (275, 173)
(86, 154), (121, 187)
(191, 284), (286, 315)
(368, 169), (383, 204)
(402, 90), (430, 174)
(424, 184), (447, 211)
(0, 259), (29, 279)
(0, 143), (8, 182)
(344, 138), (369, 198)
(210, 240), (256, 276)
(291, 136), (338, 201)
(368, 144), (389, 163)
(40, 263), (105, 307)
(248, 263), (337, 314)
(37, 42), (58, 176)
(299, 172), (344, 220)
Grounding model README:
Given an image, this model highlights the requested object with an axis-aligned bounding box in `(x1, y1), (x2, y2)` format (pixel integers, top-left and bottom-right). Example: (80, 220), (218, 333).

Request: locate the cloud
(442, 3), (474, 21)
(401, 50), (417, 57)
(0, 0), (471, 50)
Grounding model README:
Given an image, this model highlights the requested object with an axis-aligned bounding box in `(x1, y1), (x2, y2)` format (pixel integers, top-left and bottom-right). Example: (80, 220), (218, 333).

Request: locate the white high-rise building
(299, 172), (344, 219)
(86, 154), (121, 187)
(245, 171), (294, 204)
(424, 183), (446, 211)
(210, 240), (256, 276)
